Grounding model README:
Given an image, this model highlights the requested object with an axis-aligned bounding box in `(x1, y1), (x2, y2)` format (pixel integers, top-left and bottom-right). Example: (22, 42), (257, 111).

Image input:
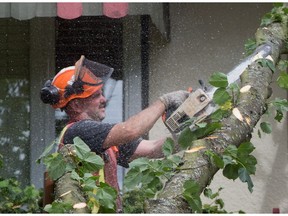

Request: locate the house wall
(148, 3), (288, 213)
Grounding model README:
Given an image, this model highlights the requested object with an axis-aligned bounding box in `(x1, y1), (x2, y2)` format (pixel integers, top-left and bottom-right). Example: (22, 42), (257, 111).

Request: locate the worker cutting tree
(40, 55), (189, 213)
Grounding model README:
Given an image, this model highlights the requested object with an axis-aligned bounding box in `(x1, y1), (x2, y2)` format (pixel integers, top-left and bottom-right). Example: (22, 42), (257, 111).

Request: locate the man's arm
(128, 138), (167, 161)
(103, 100), (166, 149)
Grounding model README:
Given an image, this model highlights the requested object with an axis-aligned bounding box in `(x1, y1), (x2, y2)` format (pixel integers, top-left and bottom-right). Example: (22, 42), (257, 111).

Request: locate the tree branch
(145, 7), (288, 213)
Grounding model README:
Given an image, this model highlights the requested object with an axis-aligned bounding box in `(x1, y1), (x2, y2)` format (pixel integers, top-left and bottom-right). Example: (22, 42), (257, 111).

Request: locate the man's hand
(159, 90), (189, 110)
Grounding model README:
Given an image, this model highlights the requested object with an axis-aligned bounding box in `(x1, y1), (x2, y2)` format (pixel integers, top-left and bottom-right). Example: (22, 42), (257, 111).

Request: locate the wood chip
(59, 190), (72, 197)
(185, 146), (206, 153)
(232, 108), (243, 121)
(245, 116), (251, 125)
(204, 136), (218, 139)
(240, 85), (251, 93)
(73, 202), (87, 209)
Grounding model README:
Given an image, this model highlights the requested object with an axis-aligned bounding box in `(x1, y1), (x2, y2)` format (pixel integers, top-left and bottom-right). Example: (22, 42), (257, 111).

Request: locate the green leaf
(266, 59), (276, 73)
(70, 170), (81, 181)
(178, 127), (197, 149)
(183, 180), (202, 213)
(44, 201), (73, 213)
(129, 157), (149, 171)
(213, 88), (231, 105)
(270, 98), (288, 112)
(223, 164), (239, 180)
(210, 108), (230, 121)
(141, 170), (155, 185)
(83, 152), (104, 170)
(209, 72), (228, 88)
(212, 154), (224, 169)
(203, 188), (213, 198)
(238, 168), (254, 193)
(192, 122), (222, 139)
(261, 13), (273, 26)
(124, 167), (143, 189)
(81, 161), (102, 174)
(257, 59), (276, 73)
(270, 98), (288, 122)
(147, 176), (162, 192)
(96, 182), (117, 212)
(277, 59), (288, 71)
(73, 137), (91, 160)
(44, 153), (67, 180)
(222, 155), (234, 166)
(224, 145), (238, 158)
(183, 180), (200, 194)
(215, 199), (224, 209)
(277, 72), (288, 89)
(23, 185), (40, 200)
(168, 155), (182, 166)
(244, 38), (257, 56)
(82, 175), (99, 191)
(160, 159), (174, 173)
(238, 155), (257, 175)
(237, 142), (255, 155)
(162, 138), (174, 157)
(205, 150), (224, 169)
(260, 122), (272, 134)
(274, 110), (284, 122)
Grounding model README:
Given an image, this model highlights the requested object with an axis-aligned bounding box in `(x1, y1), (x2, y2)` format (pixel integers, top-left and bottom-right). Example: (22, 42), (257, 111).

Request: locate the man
(40, 56), (189, 212)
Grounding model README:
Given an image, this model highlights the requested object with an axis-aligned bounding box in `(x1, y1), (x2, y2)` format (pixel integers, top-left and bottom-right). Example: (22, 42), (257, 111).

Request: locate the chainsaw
(163, 44), (272, 133)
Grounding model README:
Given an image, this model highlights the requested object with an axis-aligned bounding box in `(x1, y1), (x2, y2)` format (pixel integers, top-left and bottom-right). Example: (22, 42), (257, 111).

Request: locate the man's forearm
(124, 100), (165, 136)
(103, 100), (166, 148)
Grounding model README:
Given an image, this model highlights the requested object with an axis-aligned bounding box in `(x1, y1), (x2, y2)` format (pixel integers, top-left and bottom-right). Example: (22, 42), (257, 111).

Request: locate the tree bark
(54, 144), (90, 213)
(145, 9), (288, 213)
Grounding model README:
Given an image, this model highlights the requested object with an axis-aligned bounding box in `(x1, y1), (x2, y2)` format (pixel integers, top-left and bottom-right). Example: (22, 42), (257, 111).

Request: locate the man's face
(81, 89), (107, 121)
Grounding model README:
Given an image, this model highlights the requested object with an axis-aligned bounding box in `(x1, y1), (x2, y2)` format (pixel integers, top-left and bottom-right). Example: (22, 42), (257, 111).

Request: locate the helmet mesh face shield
(75, 56), (113, 87)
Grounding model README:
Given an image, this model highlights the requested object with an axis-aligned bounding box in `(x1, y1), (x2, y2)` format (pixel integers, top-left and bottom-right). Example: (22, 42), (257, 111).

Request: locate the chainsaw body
(164, 43), (272, 133)
(164, 89), (213, 133)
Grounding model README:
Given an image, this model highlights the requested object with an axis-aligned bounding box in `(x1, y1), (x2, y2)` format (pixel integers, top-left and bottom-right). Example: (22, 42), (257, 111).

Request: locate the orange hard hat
(40, 56), (114, 109)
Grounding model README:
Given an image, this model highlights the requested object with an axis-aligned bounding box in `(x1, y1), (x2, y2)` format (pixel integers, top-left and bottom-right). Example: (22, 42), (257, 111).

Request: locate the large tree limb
(145, 9), (287, 213)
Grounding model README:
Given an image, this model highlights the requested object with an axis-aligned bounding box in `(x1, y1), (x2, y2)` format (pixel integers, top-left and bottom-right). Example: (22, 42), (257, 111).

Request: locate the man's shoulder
(63, 119), (115, 144)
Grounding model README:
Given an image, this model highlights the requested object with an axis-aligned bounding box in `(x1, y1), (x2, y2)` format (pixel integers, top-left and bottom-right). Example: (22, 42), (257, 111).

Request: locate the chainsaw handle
(162, 87), (193, 122)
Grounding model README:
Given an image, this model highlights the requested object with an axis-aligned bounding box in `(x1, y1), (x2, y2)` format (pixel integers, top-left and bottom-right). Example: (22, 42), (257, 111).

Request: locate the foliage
(0, 154), (42, 213)
(44, 200), (73, 213)
(37, 137), (117, 213)
(202, 187), (245, 213)
(183, 180), (202, 213)
(260, 3), (287, 27)
(123, 189), (147, 213)
(206, 142), (257, 193)
(244, 38), (257, 56)
(123, 139), (183, 213)
(258, 59), (288, 137)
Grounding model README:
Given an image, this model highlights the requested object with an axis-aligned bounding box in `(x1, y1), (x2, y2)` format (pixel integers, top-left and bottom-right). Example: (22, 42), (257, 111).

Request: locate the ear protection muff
(40, 79), (60, 105)
(40, 78), (85, 105)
